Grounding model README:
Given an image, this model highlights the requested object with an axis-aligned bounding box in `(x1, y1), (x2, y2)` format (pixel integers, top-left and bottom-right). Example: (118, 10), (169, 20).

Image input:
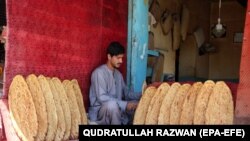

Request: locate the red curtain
(4, 0), (128, 109)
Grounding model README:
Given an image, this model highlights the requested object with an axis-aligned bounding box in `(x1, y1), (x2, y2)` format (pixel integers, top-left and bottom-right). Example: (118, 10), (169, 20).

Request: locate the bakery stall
(128, 0), (249, 125)
(0, 0), (249, 140)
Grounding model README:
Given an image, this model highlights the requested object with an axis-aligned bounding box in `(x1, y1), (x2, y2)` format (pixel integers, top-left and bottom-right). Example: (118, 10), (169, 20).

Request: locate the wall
(179, 35), (197, 77)
(149, 0), (180, 81)
(209, 1), (245, 80)
(4, 0), (128, 109)
(150, 0), (211, 81)
(149, 0), (245, 82)
(179, 0), (210, 80)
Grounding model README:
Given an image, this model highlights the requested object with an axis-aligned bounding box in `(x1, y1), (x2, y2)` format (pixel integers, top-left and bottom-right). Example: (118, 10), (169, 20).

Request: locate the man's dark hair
(107, 41), (125, 57)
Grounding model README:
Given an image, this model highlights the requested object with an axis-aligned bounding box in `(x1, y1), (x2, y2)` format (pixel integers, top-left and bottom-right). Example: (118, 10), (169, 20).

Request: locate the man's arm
(92, 71), (127, 112)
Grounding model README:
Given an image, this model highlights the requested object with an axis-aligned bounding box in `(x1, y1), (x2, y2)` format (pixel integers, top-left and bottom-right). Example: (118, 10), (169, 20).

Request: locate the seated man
(88, 41), (141, 125)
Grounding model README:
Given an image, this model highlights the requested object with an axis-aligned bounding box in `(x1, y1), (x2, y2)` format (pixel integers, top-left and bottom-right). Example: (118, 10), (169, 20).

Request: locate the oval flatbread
(158, 82), (181, 124)
(52, 78), (71, 140)
(47, 78), (66, 141)
(9, 75), (38, 141)
(170, 84), (191, 124)
(145, 83), (170, 125)
(26, 74), (47, 141)
(71, 79), (88, 125)
(63, 80), (81, 139)
(193, 80), (215, 124)
(133, 86), (157, 125)
(38, 75), (58, 141)
(180, 82), (203, 124)
(205, 81), (234, 124)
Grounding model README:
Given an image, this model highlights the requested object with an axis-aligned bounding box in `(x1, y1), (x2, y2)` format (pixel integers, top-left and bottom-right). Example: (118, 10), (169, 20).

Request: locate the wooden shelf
(147, 49), (159, 56)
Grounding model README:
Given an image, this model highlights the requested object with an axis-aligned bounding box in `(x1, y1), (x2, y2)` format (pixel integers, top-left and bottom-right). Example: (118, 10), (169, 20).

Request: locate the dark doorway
(0, 0), (6, 62)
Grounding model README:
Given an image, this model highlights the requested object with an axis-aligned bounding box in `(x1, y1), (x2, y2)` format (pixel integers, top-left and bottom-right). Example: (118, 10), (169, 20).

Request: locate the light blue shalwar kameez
(88, 64), (141, 125)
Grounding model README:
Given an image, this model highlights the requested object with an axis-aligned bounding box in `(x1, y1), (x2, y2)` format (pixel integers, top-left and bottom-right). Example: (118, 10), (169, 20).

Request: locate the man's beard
(114, 63), (122, 68)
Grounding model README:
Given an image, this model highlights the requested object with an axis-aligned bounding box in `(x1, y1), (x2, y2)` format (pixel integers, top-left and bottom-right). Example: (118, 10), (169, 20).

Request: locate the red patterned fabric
(3, 1), (128, 139)
(4, 0), (128, 110)
(235, 1), (250, 117)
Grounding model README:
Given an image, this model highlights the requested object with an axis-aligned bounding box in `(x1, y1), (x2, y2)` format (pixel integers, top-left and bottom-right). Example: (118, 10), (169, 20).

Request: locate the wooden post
(127, 0), (148, 92)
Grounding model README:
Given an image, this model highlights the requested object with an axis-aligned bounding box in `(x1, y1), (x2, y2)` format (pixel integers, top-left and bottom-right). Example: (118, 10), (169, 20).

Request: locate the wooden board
(173, 14), (181, 50)
(181, 5), (189, 41)
(152, 53), (164, 82)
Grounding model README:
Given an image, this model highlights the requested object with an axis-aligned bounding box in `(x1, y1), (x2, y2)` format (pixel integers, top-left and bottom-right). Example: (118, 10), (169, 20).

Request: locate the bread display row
(8, 74), (88, 141)
(134, 80), (234, 125)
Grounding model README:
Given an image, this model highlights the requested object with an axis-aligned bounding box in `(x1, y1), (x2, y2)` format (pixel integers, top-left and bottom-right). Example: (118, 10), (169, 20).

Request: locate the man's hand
(141, 80), (147, 95)
(0, 26), (6, 44)
(126, 101), (138, 112)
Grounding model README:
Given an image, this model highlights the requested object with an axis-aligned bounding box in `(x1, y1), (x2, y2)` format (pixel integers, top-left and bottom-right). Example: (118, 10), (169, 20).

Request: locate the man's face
(108, 54), (124, 69)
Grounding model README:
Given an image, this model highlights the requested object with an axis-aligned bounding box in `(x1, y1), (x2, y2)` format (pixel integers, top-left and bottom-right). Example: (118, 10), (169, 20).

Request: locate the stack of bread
(8, 74), (88, 141)
(134, 80), (234, 125)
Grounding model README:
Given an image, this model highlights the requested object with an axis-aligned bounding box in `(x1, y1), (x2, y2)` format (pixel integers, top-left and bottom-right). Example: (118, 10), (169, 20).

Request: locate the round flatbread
(205, 81), (234, 124)
(71, 79), (88, 125)
(133, 86), (157, 125)
(26, 74), (47, 141)
(170, 84), (191, 124)
(47, 78), (65, 141)
(145, 83), (170, 125)
(158, 82), (181, 124)
(38, 75), (57, 141)
(52, 78), (71, 140)
(193, 80), (215, 124)
(180, 82), (203, 124)
(63, 80), (81, 139)
(9, 75), (38, 141)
